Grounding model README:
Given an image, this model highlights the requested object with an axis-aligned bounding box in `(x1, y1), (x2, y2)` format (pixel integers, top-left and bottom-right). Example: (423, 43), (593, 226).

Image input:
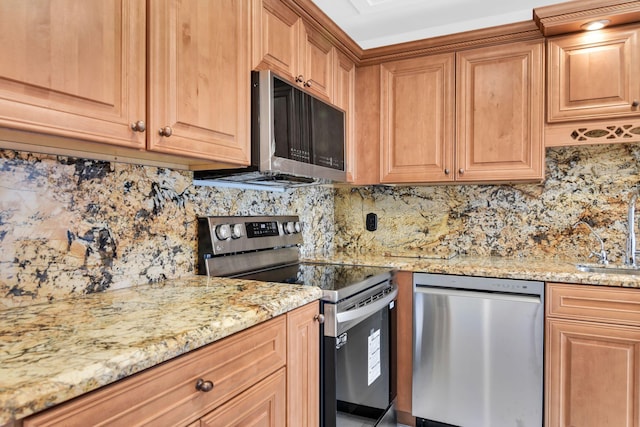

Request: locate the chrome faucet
(626, 190), (640, 266)
(574, 220), (608, 265)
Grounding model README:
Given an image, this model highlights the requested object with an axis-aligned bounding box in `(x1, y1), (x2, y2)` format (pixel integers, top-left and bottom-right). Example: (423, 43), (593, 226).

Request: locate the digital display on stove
(245, 221), (279, 238)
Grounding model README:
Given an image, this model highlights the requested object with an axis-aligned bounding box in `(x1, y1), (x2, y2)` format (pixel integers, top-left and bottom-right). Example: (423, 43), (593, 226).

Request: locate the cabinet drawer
(24, 316), (286, 427)
(547, 283), (640, 326)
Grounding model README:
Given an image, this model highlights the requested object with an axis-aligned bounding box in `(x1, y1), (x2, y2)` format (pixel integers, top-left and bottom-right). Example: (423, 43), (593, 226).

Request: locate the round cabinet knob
(303, 81), (312, 88)
(231, 223), (244, 239)
(195, 378), (214, 392)
(444, 168), (450, 175)
(459, 168), (465, 175)
(284, 221), (301, 234)
(130, 120), (146, 132)
(314, 314), (325, 324)
(633, 100), (640, 108)
(158, 126), (173, 137)
(295, 75), (305, 83)
(215, 224), (231, 240)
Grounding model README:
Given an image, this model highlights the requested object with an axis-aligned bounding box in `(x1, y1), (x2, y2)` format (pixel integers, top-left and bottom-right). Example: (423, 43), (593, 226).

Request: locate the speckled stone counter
(305, 253), (640, 288)
(0, 276), (322, 425)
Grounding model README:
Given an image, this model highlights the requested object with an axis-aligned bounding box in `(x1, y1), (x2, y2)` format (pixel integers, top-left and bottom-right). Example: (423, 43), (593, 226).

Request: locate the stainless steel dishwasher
(412, 273), (544, 427)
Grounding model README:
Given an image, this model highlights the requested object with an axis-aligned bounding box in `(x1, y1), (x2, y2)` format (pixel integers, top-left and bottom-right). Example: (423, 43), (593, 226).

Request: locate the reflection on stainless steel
(577, 263), (640, 275)
(413, 273), (544, 427)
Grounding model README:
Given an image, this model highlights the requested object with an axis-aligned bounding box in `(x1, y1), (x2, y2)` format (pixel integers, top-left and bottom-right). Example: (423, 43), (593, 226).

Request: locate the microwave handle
(336, 285), (398, 325)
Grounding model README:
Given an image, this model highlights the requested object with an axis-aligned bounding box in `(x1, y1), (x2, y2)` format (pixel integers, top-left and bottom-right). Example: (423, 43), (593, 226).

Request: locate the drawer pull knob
(195, 378), (214, 392)
(314, 314), (325, 324)
(130, 120), (146, 132)
(158, 126), (173, 137)
(633, 100), (639, 108)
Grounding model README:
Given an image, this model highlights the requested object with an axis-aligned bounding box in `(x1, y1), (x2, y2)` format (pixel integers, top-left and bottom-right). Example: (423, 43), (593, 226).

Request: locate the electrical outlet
(366, 213), (377, 231)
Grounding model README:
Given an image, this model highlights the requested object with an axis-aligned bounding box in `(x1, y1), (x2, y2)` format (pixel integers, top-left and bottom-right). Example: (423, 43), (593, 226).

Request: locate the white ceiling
(311, 0), (573, 49)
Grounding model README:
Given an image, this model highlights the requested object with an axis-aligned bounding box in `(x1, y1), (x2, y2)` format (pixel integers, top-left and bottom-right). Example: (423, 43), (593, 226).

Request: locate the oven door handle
(336, 285), (398, 325)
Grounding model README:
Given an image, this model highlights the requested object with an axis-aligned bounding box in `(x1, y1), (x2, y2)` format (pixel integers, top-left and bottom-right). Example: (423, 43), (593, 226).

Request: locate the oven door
(322, 285), (397, 427)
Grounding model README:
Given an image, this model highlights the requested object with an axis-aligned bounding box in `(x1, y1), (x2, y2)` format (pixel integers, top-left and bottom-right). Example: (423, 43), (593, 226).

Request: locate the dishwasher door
(412, 273), (544, 427)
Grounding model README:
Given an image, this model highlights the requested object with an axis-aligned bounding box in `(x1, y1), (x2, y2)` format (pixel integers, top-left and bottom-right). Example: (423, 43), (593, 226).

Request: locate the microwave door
(309, 98), (345, 171)
(273, 78), (308, 163)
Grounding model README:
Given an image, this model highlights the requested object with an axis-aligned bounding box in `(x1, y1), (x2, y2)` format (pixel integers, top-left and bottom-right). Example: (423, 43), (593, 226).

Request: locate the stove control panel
(197, 215), (302, 263)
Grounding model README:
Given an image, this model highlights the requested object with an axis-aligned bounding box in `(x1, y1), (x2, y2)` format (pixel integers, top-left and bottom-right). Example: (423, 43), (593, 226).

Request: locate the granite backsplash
(334, 143), (640, 262)
(1, 143), (639, 309)
(0, 150), (335, 309)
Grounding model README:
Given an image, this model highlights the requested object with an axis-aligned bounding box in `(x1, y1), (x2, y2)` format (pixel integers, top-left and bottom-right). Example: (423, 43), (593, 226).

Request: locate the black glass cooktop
(231, 262), (394, 302)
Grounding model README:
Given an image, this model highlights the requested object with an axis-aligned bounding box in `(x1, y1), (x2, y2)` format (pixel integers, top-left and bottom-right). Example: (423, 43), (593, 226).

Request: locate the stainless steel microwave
(193, 70), (346, 190)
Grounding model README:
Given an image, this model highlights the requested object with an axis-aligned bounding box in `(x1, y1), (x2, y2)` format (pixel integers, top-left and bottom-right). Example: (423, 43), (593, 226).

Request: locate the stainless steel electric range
(197, 215), (397, 427)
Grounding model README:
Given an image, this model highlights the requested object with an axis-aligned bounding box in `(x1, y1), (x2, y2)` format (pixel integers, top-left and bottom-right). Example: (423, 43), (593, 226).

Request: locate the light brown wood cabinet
(333, 50), (356, 182)
(0, 0), (146, 150)
(0, 0), (251, 168)
(547, 23), (640, 123)
(252, 0), (334, 101)
(23, 302), (320, 427)
(546, 283), (640, 427)
(148, 0), (251, 165)
(379, 39), (544, 184)
(380, 53), (455, 183)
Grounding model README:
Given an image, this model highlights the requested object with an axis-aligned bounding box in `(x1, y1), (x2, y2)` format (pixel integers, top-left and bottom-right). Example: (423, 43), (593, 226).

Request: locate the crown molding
(534, 0), (640, 36)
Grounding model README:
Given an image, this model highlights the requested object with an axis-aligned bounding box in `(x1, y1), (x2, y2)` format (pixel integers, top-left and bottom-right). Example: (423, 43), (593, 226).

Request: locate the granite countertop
(3, 254), (639, 425)
(0, 276), (322, 426)
(304, 253), (640, 288)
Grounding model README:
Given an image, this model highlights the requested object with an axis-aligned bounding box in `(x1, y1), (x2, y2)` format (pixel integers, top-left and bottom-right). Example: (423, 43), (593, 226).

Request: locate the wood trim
(359, 21), (543, 66)
(352, 65), (381, 185)
(545, 117), (640, 147)
(534, 0), (640, 36)
(395, 271), (414, 422)
(285, 0), (362, 63)
(0, 128), (236, 171)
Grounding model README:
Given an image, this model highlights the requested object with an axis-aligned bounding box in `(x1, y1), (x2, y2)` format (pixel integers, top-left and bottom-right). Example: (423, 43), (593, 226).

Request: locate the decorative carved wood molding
(534, 0), (640, 36)
(546, 119), (640, 147)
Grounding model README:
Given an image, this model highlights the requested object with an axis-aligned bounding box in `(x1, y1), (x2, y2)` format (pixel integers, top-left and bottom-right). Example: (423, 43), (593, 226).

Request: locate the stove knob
(294, 221), (301, 233)
(231, 223), (244, 239)
(284, 221), (296, 234)
(215, 224), (231, 240)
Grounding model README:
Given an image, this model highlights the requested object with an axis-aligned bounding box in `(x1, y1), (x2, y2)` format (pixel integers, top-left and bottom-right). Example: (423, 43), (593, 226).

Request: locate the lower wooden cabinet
(546, 283), (640, 427)
(195, 368), (286, 427)
(23, 302), (320, 427)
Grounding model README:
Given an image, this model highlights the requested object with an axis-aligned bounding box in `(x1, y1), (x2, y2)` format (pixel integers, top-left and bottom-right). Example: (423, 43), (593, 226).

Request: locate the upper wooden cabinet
(333, 50), (356, 182)
(380, 53), (455, 183)
(0, 0), (251, 168)
(547, 24), (640, 123)
(252, 0), (334, 101)
(148, 0), (251, 165)
(456, 40), (545, 182)
(0, 0), (146, 150)
(379, 39), (544, 184)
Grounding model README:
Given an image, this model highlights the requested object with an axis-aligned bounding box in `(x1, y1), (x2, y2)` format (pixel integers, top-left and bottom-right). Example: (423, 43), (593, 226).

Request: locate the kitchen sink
(576, 264), (640, 275)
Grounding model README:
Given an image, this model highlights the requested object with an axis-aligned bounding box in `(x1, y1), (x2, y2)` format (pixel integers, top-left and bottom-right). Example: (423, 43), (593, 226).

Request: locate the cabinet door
(380, 53), (455, 183)
(148, 0), (251, 165)
(333, 50), (356, 182)
(198, 369), (286, 427)
(548, 25), (640, 122)
(546, 318), (640, 427)
(299, 24), (334, 101)
(287, 302), (320, 427)
(0, 0), (145, 149)
(252, 0), (300, 80)
(456, 40), (544, 182)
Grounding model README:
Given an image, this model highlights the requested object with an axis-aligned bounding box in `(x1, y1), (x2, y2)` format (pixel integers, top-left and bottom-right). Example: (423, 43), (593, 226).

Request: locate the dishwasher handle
(415, 285), (541, 304)
(336, 285), (398, 325)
